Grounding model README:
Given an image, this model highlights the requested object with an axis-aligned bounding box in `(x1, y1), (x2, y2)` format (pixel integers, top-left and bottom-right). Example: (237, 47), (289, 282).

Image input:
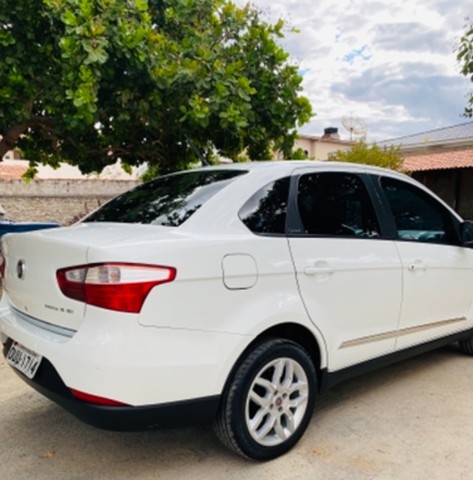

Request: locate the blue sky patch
(298, 67), (311, 77)
(343, 45), (371, 64)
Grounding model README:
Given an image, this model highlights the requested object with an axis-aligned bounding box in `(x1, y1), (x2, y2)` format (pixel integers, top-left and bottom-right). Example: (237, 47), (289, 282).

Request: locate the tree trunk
(0, 139), (10, 160)
(0, 122), (30, 161)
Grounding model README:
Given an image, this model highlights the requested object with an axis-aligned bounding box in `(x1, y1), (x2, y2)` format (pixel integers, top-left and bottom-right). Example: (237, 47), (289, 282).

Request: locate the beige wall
(278, 135), (354, 160)
(0, 179), (139, 224)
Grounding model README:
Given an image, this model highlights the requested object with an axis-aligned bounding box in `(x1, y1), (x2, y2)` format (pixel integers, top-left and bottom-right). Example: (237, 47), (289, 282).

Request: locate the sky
(235, 0), (473, 142)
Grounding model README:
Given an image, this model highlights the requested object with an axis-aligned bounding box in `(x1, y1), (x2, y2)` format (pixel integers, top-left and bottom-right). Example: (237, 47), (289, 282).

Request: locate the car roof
(179, 160), (430, 233)
(190, 160), (411, 182)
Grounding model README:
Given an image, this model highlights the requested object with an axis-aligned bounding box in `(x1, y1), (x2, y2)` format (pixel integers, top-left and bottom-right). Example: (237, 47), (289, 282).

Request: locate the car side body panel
(289, 237), (402, 371)
(394, 241), (473, 349)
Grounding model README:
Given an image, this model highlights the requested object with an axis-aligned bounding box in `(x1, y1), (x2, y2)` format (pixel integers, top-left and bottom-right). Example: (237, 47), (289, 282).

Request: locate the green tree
(458, 21), (473, 117)
(328, 141), (404, 172)
(289, 147), (309, 160)
(0, 0), (312, 176)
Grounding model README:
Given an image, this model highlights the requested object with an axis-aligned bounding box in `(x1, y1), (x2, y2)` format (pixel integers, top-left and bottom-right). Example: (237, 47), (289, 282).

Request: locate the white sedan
(1, 161), (473, 460)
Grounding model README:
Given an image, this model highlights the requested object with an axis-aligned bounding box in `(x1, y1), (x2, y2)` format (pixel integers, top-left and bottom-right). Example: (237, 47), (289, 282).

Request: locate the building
(276, 127), (355, 160)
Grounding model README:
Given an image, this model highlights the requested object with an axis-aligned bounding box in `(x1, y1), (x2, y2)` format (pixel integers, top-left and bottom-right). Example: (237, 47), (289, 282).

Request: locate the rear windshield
(85, 169), (247, 226)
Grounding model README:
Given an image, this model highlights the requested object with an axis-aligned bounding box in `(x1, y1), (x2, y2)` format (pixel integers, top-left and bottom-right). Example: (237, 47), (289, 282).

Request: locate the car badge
(17, 260), (26, 280)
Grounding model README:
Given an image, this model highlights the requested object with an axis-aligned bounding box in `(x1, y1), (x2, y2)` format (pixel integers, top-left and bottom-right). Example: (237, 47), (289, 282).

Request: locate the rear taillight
(70, 388), (128, 406)
(57, 263), (176, 313)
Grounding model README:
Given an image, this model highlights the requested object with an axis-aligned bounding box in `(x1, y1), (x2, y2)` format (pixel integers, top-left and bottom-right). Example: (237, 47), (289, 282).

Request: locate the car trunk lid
(1, 223), (180, 331)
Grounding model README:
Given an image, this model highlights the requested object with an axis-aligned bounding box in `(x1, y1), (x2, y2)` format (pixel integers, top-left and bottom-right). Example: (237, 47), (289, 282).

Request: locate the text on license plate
(6, 342), (42, 379)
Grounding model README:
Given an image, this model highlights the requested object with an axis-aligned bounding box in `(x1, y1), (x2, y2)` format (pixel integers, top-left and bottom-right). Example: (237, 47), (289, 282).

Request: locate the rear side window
(380, 177), (455, 244)
(296, 172), (380, 238)
(239, 177), (290, 234)
(85, 169), (247, 226)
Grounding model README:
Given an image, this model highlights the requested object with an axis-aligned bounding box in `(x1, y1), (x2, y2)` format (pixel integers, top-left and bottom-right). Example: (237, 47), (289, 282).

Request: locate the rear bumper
(3, 338), (220, 431)
(0, 301), (248, 407)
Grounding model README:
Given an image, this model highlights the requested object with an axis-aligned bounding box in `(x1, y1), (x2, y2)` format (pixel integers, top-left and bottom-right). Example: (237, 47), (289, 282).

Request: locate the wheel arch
(258, 323), (322, 372)
(221, 322), (325, 398)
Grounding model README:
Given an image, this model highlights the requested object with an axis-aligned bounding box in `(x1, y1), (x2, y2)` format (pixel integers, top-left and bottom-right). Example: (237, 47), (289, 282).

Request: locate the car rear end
(0, 167), (258, 429)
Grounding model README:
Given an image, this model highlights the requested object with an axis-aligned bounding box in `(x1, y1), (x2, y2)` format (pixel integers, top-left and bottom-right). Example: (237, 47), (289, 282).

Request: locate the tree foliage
(0, 0), (312, 175)
(458, 21), (473, 117)
(328, 141), (404, 172)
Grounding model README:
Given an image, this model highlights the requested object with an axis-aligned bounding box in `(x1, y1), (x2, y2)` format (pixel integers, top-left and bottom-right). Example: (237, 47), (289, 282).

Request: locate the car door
(378, 176), (473, 350)
(287, 169), (403, 371)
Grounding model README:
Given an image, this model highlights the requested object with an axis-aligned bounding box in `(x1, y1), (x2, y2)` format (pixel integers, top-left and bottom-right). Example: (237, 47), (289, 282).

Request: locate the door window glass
(380, 177), (454, 244)
(296, 173), (380, 237)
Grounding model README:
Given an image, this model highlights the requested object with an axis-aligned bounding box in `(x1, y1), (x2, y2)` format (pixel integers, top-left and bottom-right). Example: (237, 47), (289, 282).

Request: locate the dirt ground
(1, 344), (472, 480)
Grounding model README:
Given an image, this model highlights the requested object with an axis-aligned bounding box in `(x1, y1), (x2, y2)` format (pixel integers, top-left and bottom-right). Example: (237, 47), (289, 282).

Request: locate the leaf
(62, 11), (77, 26)
(458, 21), (473, 116)
(0, 0), (311, 173)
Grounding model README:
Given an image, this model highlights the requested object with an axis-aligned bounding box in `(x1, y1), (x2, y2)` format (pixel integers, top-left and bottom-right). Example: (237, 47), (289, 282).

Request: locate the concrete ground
(1, 345), (472, 480)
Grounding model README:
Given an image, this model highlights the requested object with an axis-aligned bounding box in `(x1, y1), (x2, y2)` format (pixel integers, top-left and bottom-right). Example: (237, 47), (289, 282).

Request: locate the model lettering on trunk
(44, 304), (74, 314)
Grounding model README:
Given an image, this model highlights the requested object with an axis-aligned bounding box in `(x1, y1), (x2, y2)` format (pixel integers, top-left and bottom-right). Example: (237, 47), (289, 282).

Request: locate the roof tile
(403, 148), (473, 172)
(0, 163), (28, 180)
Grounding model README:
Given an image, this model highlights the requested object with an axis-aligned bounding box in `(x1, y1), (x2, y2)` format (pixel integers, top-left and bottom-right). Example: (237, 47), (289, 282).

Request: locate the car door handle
(304, 265), (335, 276)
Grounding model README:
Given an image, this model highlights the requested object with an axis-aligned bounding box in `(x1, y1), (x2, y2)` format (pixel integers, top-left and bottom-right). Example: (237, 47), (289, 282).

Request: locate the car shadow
(315, 344), (461, 413)
(0, 344), (468, 478)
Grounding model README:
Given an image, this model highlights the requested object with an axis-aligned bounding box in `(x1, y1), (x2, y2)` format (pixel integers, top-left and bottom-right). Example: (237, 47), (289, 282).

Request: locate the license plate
(6, 341), (42, 379)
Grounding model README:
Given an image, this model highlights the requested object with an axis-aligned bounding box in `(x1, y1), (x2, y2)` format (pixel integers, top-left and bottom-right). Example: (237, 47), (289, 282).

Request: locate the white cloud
(236, 0), (472, 141)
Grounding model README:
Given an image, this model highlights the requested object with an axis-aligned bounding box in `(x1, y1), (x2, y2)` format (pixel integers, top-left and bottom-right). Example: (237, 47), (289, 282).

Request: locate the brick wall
(0, 179), (139, 225)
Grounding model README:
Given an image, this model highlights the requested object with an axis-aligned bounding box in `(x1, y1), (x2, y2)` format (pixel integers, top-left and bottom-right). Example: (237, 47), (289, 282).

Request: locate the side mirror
(460, 221), (473, 247)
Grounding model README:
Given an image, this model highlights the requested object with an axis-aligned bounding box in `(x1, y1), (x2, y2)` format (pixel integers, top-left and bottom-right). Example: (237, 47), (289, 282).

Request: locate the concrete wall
(0, 179), (139, 224)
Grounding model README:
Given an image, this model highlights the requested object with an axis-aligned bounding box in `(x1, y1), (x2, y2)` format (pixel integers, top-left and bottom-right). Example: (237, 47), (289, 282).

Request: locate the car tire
(214, 338), (317, 460)
(459, 336), (473, 355)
